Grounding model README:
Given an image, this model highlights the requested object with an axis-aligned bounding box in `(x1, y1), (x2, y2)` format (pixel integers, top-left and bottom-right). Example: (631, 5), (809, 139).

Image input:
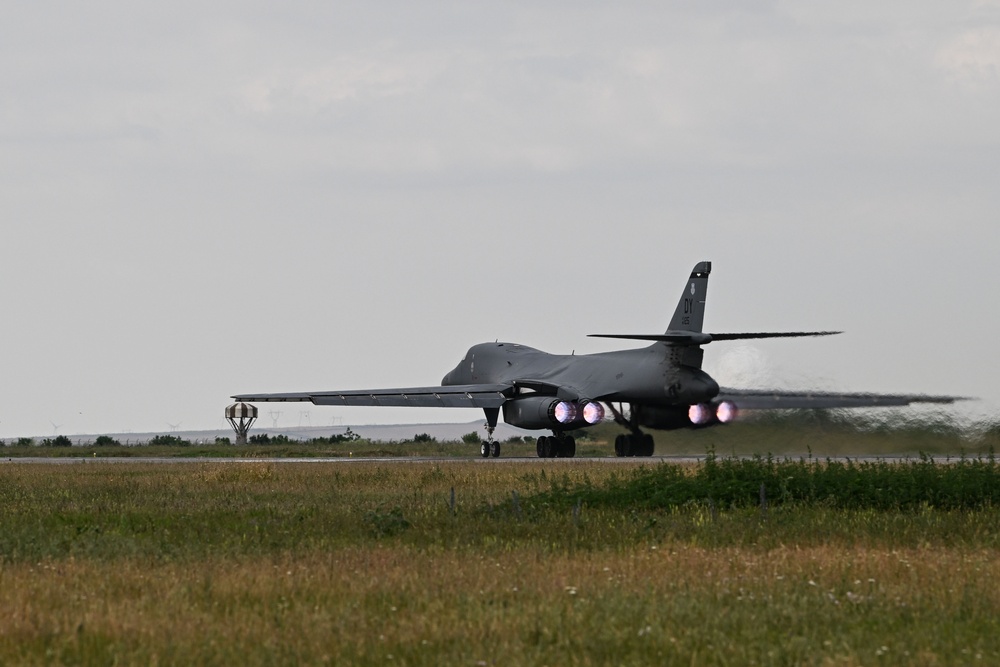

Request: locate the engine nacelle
(635, 405), (690, 430)
(582, 401), (605, 425)
(636, 401), (739, 430)
(503, 397), (605, 430)
(715, 400), (738, 424)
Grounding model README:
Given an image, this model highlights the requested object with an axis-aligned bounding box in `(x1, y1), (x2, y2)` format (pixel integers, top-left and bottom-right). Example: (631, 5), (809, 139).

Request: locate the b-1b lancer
(233, 262), (963, 458)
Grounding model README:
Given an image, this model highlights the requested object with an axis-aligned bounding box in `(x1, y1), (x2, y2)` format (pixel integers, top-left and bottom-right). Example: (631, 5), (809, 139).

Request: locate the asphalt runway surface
(2, 456), (704, 465)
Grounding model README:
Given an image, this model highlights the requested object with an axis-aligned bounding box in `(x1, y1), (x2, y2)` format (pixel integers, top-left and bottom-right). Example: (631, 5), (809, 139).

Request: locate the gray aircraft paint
(234, 262), (965, 457)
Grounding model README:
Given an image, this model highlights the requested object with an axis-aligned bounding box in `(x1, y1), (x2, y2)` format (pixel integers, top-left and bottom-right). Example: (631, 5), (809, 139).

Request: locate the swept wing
(232, 384), (510, 409)
(716, 388), (967, 410)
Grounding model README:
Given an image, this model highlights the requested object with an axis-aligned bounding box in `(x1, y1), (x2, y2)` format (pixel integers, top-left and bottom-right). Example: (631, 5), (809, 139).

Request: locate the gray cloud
(1, 1), (997, 436)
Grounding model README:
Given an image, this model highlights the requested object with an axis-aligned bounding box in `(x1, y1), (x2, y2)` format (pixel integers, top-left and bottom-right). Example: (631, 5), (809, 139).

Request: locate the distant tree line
(0, 427), (539, 448)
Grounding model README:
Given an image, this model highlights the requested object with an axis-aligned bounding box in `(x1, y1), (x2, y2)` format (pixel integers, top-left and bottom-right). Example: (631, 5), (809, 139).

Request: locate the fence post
(759, 483), (768, 520)
(449, 487), (456, 515)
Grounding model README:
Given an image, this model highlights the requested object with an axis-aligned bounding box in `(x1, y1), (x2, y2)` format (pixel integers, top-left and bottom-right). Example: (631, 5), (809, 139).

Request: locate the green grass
(534, 452), (1000, 512)
(1, 459), (999, 664)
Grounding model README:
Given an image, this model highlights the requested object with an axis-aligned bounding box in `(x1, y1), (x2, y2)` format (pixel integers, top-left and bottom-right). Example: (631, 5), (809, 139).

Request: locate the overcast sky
(2, 1), (998, 437)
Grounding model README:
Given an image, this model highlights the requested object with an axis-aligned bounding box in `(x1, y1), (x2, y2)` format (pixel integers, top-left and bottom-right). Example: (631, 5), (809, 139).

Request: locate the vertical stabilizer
(667, 261), (711, 333)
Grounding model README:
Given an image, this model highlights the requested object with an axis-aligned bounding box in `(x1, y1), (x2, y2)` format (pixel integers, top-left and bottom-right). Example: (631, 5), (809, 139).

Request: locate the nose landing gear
(480, 440), (500, 458)
(480, 409), (501, 458)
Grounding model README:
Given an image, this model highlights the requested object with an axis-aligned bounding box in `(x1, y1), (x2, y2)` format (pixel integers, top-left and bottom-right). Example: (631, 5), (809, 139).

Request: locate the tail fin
(667, 261), (711, 333)
(588, 261), (838, 365)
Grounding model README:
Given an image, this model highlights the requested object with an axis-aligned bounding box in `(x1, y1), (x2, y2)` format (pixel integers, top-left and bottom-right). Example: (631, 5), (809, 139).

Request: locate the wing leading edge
(717, 388), (968, 410)
(231, 384), (510, 409)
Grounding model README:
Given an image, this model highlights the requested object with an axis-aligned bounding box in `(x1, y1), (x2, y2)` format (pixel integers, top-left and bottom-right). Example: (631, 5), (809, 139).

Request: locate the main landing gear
(536, 434), (576, 458)
(606, 402), (655, 457)
(614, 433), (655, 457)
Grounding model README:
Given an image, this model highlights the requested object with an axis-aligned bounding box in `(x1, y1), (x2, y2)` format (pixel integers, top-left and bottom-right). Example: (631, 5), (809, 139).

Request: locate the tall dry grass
(0, 461), (998, 665)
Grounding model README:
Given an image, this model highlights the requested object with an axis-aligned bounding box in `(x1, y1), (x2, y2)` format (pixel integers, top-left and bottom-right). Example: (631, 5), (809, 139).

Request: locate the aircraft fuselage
(442, 342), (720, 406)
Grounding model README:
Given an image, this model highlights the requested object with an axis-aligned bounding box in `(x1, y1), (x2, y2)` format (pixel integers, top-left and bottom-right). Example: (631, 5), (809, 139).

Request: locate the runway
(1, 456), (704, 465)
(1, 455), (921, 465)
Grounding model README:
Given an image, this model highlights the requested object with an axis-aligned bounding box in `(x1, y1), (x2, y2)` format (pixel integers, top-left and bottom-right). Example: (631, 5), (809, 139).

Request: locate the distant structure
(225, 402), (258, 445)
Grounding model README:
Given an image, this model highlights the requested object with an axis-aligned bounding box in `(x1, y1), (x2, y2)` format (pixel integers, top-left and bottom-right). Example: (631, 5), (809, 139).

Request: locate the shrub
(148, 434), (191, 447)
(329, 428), (361, 444)
(40, 435), (72, 448)
(461, 431), (481, 444)
(215, 436), (231, 445)
(413, 433), (436, 443)
(249, 433), (292, 445)
(93, 435), (121, 447)
(16, 437), (34, 446)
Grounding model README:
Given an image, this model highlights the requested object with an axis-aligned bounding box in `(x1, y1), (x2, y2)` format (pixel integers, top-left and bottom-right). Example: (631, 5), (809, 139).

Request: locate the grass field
(1, 458), (999, 665)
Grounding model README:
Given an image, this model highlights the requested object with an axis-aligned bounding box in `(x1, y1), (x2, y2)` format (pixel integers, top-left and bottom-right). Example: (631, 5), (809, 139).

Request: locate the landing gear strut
(480, 408), (500, 458)
(535, 433), (576, 458)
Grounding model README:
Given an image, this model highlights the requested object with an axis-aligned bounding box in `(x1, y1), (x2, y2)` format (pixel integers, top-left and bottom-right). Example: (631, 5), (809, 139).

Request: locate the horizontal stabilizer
(588, 332), (712, 345)
(717, 388), (970, 410)
(708, 331), (842, 341)
(589, 331), (841, 345)
(232, 384), (511, 409)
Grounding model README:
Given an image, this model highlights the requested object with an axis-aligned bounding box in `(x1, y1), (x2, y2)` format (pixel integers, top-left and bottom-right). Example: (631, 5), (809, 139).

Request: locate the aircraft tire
(622, 435), (635, 457)
(538, 436), (555, 458)
(480, 442), (490, 458)
(490, 441), (500, 458)
(563, 436), (576, 458)
(614, 434), (625, 457)
(642, 434), (655, 457)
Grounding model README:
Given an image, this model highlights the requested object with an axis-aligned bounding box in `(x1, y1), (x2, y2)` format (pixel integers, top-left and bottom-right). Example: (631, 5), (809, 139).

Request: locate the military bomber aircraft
(233, 262), (963, 458)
